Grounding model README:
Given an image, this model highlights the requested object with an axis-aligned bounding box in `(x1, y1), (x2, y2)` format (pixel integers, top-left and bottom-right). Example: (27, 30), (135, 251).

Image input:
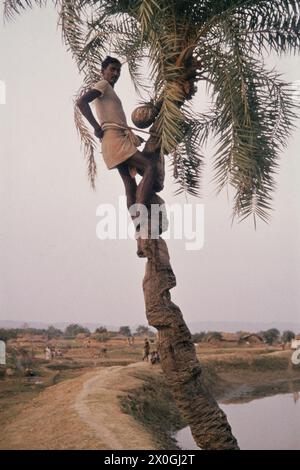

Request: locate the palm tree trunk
(141, 235), (239, 450)
(131, 119), (239, 450)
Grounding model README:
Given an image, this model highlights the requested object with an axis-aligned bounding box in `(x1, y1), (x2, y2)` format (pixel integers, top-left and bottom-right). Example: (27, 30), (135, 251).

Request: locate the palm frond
(73, 86), (98, 190)
(172, 112), (205, 198)
(137, 0), (162, 37)
(3, 0), (51, 20)
(229, 0), (300, 55)
(4, 0), (300, 223)
(201, 28), (298, 222)
(111, 14), (149, 96)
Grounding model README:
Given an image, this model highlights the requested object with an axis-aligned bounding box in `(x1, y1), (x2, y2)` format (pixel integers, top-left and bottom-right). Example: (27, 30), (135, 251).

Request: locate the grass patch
(45, 362), (86, 371)
(201, 352), (291, 373)
(251, 355), (289, 371)
(119, 371), (185, 450)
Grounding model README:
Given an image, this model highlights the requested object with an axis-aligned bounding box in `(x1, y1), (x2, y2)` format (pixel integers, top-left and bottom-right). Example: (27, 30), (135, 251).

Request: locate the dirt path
(0, 362), (157, 450)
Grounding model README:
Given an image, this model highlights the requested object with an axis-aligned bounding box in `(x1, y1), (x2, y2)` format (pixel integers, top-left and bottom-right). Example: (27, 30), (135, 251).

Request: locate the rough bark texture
(132, 109), (239, 449)
(141, 234), (239, 450)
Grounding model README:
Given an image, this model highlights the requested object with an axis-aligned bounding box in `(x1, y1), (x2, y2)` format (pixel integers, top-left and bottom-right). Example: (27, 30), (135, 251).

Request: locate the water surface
(176, 391), (300, 450)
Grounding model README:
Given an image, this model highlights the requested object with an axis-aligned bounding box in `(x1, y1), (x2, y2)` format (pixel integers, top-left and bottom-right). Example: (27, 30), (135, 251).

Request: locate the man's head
(101, 56), (121, 86)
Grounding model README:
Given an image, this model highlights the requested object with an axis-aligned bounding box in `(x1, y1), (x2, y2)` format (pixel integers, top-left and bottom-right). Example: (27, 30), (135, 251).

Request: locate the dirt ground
(0, 362), (157, 450)
(1, 337), (299, 450)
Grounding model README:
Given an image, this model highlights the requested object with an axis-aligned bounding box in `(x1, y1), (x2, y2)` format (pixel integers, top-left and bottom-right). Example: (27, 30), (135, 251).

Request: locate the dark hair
(101, 56), (121, 70)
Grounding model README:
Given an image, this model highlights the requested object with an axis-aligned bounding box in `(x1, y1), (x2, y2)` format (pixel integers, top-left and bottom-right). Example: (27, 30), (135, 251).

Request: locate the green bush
(0, 328), (18, 342)
(93, 333), (110, 342)
(64, 324), (90, 338)
(192, 332), (206, 343)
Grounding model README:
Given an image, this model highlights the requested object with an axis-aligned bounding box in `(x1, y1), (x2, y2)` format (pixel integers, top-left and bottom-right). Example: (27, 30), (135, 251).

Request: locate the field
(0, 334), (299, 449)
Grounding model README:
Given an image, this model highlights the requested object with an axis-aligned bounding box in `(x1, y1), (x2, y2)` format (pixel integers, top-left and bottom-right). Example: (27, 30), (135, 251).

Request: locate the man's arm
(76, 89), (103, 139)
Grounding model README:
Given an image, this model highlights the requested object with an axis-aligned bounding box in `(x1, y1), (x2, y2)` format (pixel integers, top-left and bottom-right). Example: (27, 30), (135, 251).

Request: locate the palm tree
(4, 0), (300, 450)
(4, 0), (299, 223)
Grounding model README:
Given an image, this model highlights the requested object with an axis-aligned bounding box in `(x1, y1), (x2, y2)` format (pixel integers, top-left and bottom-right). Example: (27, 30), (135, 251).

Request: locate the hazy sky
(0, 5), (300, 328)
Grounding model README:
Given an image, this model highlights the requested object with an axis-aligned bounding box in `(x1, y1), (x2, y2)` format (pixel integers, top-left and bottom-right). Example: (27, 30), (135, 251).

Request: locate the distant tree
(119, 326), (131, 337)
(25, 328), (47, 336)
(47, 325), (63, 340)
(95, 326), (107, 334)
(281, 330), (295, 343)
(208, 331), (222, 342)
(0, 328), (18, 342)
(261, 328), (280, 345)
(135, 325), (155, 337)
(21, 322), (29, 330)
(192, 332), (206, 343)
(94, 333), (110, 343)
(64, 324), (90, 338)
(135, 325), (149, 336)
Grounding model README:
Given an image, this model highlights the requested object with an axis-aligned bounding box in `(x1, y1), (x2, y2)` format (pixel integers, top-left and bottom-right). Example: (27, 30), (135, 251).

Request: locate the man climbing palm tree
(77, 56), (159, 213)
(4, 0), (300, 451)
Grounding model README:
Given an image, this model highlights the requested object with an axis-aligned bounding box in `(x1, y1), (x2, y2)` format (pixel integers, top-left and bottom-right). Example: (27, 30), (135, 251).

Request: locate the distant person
(45, 346), (52, 361)
(25, 367), (35, 377)
(55, 348), (63, 357)
(99, 347), (107, 358)
(143, 338), (150, 361)
(150, 350), (160, 365)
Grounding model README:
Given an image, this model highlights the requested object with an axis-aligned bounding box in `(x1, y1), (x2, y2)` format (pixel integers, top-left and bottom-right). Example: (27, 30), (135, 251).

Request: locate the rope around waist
(102, 122), (157, 136)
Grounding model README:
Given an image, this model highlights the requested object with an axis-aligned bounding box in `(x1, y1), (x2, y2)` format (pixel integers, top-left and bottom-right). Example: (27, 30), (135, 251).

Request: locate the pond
(176, 391), (300, 450)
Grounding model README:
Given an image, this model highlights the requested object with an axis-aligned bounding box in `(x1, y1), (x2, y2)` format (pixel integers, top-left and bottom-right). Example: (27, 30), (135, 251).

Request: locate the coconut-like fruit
(131, 103), (158, 129)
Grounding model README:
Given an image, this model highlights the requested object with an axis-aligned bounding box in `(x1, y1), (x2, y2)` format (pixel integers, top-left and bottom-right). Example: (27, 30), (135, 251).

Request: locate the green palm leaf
(4, 0), (300, 224)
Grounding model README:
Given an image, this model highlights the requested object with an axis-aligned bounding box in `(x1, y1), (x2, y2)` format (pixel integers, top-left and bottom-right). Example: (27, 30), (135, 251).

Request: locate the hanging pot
(131, 102), (159, 129)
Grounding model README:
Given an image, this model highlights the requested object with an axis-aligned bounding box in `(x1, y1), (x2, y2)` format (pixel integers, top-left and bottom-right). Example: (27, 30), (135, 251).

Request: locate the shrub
(64, 324), (90, 338)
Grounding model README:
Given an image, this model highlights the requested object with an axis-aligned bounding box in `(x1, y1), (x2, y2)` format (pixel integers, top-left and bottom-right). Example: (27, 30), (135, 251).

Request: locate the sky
(0, 5), (300, 329)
